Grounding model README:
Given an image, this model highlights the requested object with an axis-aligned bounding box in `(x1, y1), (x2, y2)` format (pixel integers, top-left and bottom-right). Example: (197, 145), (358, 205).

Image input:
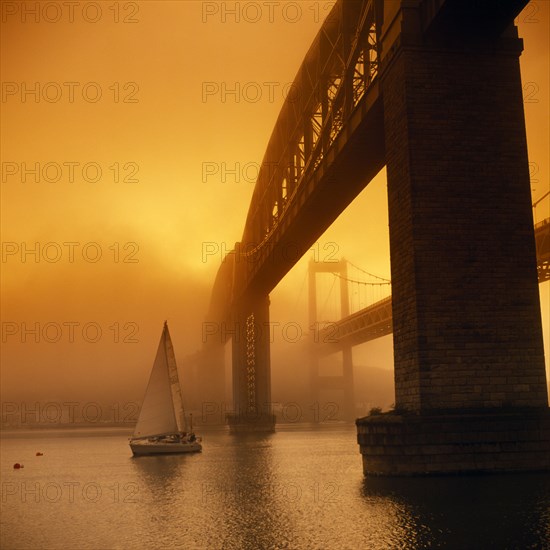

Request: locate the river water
(1, 424), (548, 549)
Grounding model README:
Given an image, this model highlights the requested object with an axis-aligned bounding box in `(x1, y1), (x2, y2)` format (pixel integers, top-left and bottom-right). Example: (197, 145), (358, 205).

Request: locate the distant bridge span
(315, 221), (549, 354)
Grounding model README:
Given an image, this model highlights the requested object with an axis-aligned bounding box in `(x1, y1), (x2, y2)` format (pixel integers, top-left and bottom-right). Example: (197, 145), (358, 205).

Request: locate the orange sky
(1, 1), (549, 407)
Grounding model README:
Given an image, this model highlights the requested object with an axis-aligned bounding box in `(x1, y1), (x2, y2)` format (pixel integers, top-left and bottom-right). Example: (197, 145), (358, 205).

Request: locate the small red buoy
(36, 452), (43, 456)
(13, 463), (23, 469)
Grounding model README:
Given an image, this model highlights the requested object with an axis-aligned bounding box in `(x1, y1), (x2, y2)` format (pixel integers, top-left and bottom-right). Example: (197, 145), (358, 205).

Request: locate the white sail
(132, 322), (183, 438)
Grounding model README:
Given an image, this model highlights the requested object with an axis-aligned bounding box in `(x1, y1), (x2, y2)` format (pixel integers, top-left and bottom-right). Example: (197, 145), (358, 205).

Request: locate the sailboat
(130, 321), (202, 456)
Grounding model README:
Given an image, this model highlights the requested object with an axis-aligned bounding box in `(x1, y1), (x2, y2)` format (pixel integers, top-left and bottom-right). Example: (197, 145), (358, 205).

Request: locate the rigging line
(346, 259), (391, 282)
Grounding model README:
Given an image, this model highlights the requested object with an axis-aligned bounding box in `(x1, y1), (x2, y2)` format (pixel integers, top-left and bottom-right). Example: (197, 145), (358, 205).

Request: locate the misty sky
(1, 1), (548, 408)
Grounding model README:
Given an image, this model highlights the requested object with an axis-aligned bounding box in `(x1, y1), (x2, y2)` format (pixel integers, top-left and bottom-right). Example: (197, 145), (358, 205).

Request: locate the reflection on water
(362, 474), (550, 549)
(1, 425), (549, 549)
(128, 433), (290, 549)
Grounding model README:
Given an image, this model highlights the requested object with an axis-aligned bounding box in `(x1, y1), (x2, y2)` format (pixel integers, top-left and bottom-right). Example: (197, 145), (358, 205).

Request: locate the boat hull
(130, 440), (202, 456)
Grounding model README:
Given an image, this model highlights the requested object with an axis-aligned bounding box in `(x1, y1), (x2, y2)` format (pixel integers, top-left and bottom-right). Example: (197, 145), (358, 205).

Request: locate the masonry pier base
(227, 412), (276, 434)
(356, 409), (550, 476)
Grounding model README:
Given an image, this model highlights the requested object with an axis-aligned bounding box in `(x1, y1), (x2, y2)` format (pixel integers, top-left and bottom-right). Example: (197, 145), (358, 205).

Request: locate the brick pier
(357, 1), (549, 475)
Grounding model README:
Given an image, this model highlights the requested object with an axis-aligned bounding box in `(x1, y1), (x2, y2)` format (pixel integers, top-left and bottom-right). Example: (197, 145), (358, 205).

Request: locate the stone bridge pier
(356, 1), (550, 475)
(227, 292), (277, 433)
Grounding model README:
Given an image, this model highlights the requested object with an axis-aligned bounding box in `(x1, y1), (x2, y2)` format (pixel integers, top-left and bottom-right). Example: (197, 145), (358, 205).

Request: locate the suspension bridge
(312, 218), (549, 354)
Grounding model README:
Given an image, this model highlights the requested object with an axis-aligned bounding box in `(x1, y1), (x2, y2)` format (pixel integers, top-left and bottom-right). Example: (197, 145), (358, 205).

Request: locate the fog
(1, 1), (549, 425)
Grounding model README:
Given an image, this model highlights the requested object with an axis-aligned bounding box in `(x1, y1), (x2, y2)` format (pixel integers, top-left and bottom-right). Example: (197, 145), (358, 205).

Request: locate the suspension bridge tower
(308, 258), (354, 420)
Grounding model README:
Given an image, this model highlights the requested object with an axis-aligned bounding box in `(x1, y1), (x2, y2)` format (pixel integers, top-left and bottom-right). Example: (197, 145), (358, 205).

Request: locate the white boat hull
(130, 439), (202, 456)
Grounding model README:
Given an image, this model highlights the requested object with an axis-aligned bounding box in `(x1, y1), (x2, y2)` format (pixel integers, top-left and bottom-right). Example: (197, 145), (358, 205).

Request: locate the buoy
(13, 463), (23, 469)
(36, 452), (43, 456)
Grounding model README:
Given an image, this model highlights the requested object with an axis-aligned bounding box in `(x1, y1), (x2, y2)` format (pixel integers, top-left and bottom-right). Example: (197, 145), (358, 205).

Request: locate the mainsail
(133, 322), (187, 439)
(165, 325), (187, 433)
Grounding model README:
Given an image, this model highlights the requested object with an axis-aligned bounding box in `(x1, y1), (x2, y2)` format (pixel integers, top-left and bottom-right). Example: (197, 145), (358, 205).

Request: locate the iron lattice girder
(245, 314), (256, 408)
(236, 0), (381, 297)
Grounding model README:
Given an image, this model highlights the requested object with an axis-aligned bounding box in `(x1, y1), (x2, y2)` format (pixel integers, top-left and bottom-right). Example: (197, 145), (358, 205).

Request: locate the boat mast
(164, 321), (188, 433)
